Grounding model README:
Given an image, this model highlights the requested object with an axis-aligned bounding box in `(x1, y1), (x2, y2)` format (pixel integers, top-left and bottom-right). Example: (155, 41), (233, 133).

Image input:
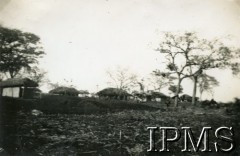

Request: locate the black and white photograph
(0, 0), (240, 155)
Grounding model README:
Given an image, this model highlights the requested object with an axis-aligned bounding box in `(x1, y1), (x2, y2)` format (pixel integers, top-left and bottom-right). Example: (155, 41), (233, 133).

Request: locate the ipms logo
(147, 127), (234, 152)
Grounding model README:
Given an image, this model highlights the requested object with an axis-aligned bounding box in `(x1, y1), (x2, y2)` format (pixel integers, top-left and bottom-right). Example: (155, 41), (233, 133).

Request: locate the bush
(0, 94), (156, 115)
(0, 97), (37, 112)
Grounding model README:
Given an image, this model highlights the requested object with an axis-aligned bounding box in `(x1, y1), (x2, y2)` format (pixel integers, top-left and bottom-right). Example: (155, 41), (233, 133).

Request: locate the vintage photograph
(0, 0), (240, 155)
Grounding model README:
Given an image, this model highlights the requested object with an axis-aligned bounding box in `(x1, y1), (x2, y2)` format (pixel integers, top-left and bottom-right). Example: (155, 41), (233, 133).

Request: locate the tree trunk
(199, 91), (203, 101)
(174, 79), (182, 107)
(9, 70), (17, 78)
(192, 76), (198, 105)
(174, 96), (178, 107)
(9, 72), (14, 78)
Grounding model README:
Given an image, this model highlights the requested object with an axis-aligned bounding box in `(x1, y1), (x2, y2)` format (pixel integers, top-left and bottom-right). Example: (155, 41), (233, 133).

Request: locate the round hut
(49, 87), (80, 96)
(97, 87), (131, 100)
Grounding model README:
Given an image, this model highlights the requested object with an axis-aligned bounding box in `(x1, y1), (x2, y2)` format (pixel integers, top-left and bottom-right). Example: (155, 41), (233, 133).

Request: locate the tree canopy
(148, 71), (175, 92)
(168, 85), (183, 95)
(0, 26), (45, 78)
(106, 66), (138, 91)
(198, 73), (219, 100)
(155, 32), (237, 106)
(15, 66), (48, 87)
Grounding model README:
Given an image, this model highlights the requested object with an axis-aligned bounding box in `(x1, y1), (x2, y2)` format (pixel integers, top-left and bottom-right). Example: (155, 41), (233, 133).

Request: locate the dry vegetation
(1, 97), (240, 156)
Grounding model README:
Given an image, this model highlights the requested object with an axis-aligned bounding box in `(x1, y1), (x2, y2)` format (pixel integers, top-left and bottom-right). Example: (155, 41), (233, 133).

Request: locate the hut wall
(155, 98), (161, 102)
(2, 87), (20, 98)
(23, 88), (36, 99)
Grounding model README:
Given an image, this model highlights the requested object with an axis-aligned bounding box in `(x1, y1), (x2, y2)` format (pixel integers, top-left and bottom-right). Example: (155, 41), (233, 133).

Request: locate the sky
(0, 0), (240, 102)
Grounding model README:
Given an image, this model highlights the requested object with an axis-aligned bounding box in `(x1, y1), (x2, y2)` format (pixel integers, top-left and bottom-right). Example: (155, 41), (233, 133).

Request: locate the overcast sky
(0, 0), (240, 102)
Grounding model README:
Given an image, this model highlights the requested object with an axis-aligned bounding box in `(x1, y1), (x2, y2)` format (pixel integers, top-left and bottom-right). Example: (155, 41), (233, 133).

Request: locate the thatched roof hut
(180, 94), (198, 102)
(78, 90), (90, 97)
(132, 90), (146, 98)
(97, 88), (131, 100)
(49, 87), (80, 96)
(132, 90), (168, 102)
(151, 92), (168, 98)
(0, 78), (38, 87)
(97, 88), (130, 96)
(78, 90), (89, 94)
(0, 78), (39, 98)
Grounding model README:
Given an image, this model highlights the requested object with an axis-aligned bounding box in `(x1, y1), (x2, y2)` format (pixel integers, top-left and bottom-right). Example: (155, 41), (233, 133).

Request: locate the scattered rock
(31, 109), (43, 116)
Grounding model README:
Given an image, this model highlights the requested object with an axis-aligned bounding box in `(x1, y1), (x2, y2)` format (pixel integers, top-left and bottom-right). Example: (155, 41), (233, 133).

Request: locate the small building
(150, 91), (168, 102)
(180, 94), (199, 102)
(97, 88), (131, 100)
(132, 90), (168, 102)
(0, 78), (39, 99)
(78, 90), (90, 97)
(131, 91), (147, 102)
(130, 90), (147, 102)
(49, 87), (80, 96)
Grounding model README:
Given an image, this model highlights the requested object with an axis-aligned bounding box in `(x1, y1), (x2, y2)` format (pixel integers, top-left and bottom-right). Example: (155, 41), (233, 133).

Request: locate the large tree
(148, 71), (175, 92)
(230, 48), (240, 77)
(0, 26), (45, 78)
(197, 73), (219, 101)
(15, 66), (48, 87)
(186, 38), (236, 105)
(155, 32), (232, 107)
(106, 66), (138, 91)
(168, 84), (183, 95)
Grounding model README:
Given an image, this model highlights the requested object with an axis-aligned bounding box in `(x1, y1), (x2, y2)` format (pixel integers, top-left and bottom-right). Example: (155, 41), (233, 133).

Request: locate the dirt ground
(1, 105), (240, 156)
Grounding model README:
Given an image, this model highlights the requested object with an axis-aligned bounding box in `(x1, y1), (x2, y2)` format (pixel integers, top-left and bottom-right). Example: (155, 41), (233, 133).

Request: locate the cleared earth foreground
(1, 105), (240, 156)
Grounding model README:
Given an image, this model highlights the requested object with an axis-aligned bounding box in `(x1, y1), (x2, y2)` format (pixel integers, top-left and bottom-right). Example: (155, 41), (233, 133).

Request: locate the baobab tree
(155, 32), (233, 107)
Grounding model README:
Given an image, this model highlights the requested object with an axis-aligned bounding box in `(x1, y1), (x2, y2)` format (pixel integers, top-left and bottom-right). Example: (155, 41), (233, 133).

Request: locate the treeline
(0, 26), (240, 107)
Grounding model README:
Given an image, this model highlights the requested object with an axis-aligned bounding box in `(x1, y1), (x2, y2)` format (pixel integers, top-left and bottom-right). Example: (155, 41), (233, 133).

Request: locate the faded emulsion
(1, 0), (240, 155)
(147, 126), (235, 153)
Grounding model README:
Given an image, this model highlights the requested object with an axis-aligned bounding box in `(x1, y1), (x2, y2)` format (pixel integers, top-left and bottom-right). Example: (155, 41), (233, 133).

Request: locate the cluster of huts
(96, 88), (169, 102)
(0, 78), (197, 103)
(47, 86), (169, 103)
(0, 78), (90, 99)
(49, 87), (89, 97)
